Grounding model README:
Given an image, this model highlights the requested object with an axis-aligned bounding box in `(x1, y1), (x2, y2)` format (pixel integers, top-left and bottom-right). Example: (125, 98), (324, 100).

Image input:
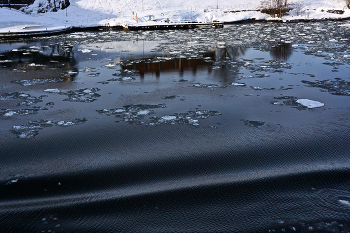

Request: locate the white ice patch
(44, 88), (61, 93)
(296, 99), (325, 108)
(161, 115), (176, 121)
(114, 109), (125, 113)
(80, 49), (92, 53)
(56, 121), (65, 126)
(104, 63), (117, 68)
(231, 82), (246, 86)
(137, 110), (151, 115)
(339, 199), (350, 207)
(4, 111), (17, 117)
(83, 89), (92, 94)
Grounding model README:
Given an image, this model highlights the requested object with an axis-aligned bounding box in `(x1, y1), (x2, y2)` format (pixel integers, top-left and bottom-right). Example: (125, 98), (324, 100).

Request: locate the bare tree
(260, 0), (289, 18)
(345, 0), (350, 9)
(293, 0), (303, 16)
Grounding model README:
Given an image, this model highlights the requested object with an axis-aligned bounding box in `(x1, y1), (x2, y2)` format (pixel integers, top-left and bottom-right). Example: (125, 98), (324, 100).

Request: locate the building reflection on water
(121, 46), (247, 83)
(270, 43), (293, 61)
(0, 43), (78, 81)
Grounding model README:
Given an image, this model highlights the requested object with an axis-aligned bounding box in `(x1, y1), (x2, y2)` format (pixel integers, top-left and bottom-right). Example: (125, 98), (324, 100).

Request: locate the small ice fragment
(83, 89), (92, 94)
(161, 116), (176, 121)
(296, 99), (325, 108)
(4, 111), (17, 117)
(232, 82), (246, 86)
(104, 63), (116, 68)
(81, 49), (92, 53)
(57, 121), (65, 126)
(44, 88), (61, 93)
(58, 182), (61, 185)
(339, 199), (350, 207)
(122, 77), (132, 81)
(137, 110), (151, 115)
(11, 179), (18, 183)
(114, 109), (125, 113)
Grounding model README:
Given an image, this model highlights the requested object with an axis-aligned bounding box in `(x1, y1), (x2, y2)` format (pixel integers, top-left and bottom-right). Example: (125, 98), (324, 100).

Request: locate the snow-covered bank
(0, 0), (350, 35)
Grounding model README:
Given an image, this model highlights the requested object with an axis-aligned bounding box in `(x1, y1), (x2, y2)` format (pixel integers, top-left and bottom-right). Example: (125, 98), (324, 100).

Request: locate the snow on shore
(0, 0), (349, 33)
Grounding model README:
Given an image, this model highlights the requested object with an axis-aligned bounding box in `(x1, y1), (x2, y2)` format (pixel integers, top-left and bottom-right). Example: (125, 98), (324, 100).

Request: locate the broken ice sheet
(10, 118), (87, 139)
(272, 96), (324, 110)
(11, 78), (64, 86)
(79, 49), (93, 53)
(1, 107), (48, 117)
(103, 63), (118, 68)
(301, 79), (350, 96)
(97, 105), (221, 126)
(44, 88), (101, 103)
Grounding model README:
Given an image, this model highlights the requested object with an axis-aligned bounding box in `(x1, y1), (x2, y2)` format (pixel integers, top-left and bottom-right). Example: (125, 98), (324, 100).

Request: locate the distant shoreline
(1, 16), (350, 40)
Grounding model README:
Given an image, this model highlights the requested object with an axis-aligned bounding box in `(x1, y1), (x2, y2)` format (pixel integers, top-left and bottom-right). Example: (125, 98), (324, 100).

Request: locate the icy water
(1, 21), (350, 232)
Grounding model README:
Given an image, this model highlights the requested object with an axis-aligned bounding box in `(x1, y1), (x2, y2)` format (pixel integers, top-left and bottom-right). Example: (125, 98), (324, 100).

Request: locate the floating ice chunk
(339, 199), (350, 207)
(19, 93), (29, 97)
(83, 89), (93, 94)
(81, 49), (92, 53)
(137, 110), (151, 115)
(296, 99), (325, 108)
(122, 77), (132, 81)
(161, 115), (176, 121)
(114, 109), (125, 113)
(104, 63), (116, 68)
(11, 179), (18, 183)
(44, 88), (61, 93)
(4, 111), (17, 117)
(231, 82), (246, 86)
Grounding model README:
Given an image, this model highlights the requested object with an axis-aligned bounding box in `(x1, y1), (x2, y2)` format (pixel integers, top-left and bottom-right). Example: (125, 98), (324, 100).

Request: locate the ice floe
(272, 96), (325, 110)
(338, 199), (350, 207)
(44, 88), (61, 93)
(296, 99), (325, 108)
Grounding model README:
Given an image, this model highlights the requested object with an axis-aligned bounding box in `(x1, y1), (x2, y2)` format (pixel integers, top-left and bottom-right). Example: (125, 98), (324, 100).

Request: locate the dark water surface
(1, 21), (350, 232)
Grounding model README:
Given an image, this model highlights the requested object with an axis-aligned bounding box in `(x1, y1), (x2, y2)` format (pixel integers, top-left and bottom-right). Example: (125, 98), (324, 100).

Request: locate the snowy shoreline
(1, 0), (350, 39)
(1, 15), (350, 40)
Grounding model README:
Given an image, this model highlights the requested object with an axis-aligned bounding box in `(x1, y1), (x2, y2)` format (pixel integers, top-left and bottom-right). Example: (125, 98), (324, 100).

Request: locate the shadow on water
(270, 42), (293, 61)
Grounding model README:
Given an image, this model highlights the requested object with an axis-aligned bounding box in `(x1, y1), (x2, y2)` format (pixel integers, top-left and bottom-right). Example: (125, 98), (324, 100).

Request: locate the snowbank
(0, 0), (349, 34)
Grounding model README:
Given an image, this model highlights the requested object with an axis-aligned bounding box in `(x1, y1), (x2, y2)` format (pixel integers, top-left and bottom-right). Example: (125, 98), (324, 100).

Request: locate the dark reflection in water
(122, 46), (247, 82)
(270, 43), (293, 61)
(122, 57), (212, 78)
(0, 43), (78, 75)
(214, 46), (247, 62)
